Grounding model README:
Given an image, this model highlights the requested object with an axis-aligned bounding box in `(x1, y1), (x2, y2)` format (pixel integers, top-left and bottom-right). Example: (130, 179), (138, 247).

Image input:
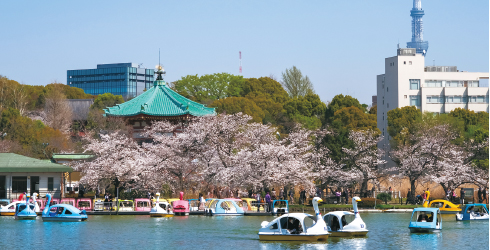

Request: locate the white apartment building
(377, 48), (489, 166)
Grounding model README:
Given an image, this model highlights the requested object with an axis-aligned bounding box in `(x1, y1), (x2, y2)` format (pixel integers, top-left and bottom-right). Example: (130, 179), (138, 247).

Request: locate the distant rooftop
(97, 63), (138, 69)
(0, 153), (72, 173)
(425, 66), (458, 72)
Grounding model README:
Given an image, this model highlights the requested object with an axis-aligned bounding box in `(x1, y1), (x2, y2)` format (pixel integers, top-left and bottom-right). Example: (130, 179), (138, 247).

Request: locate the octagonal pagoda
(104, 65), (215, 138)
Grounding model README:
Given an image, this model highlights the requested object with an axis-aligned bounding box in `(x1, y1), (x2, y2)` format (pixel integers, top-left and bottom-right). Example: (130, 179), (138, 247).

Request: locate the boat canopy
(462, 204), (488, 214)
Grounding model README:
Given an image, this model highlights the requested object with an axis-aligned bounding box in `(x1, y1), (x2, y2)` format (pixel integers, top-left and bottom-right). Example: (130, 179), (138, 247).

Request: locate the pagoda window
(141, 121), (147, 127)
(133, 122), (141, 127)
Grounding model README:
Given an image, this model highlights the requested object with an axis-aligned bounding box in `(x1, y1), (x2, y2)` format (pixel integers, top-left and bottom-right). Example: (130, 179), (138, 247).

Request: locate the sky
(0, 0), (488, 105)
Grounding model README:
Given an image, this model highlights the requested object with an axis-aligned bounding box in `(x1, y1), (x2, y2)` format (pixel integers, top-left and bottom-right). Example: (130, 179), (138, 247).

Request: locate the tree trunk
(360, 178), (368, 198)
(410, 179), (416, 205)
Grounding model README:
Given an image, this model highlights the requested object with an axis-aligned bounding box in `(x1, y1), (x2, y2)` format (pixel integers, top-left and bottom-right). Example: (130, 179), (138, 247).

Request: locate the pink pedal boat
(173, 192), (190, 216)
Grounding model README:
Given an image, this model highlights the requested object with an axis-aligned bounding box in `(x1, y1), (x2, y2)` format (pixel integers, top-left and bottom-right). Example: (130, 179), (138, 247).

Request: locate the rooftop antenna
(239, 51), (242, 75)
(138, 63), (143, 68)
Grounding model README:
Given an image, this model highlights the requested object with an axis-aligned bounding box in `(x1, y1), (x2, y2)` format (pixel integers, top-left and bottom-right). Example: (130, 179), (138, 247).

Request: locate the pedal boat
(426, 199), (461, 214)
(150, 193), (173, 217)
(271, 200), (289, 216)
(42, 193), (88, 222)
(205, 199), (244, 216)
(31, 193), (42, 215)
(173, 192), (190, 216)
(323, 197), (368, 237)
(134, 198), (152, 212)
(14, 194), (37, 220)
(409, 207), (441, 233)
(456, 204), (489, 221)
(258, 197), (329, 241)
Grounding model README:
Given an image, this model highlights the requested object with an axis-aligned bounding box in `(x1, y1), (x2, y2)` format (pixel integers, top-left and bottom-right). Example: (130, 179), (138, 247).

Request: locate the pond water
(0, 213), (487, 249)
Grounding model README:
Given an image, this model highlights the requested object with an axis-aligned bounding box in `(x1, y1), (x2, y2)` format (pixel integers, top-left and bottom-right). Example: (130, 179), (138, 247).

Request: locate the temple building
(104, 65), (216, 138)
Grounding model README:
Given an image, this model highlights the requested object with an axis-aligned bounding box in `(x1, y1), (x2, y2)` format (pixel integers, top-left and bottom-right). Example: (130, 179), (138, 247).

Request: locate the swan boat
(323, 197), (368, 237)
(205, 199), (244, 216)
(409, 207), (441, 233)
(42, 193), (88, 222)
(258, 197), (329, 241)
(15, 194), (37, 220)
(150, 193), (174, 217)
(456, 204), (489, 221)
(173, 192), (190, 216)
(0, 193), (25, 216)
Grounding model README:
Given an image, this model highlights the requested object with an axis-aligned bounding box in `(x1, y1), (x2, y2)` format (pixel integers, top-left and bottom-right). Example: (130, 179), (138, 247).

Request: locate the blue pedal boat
(456, 204), (489, 221)
(205, 199), (244, 216)
(42, 193), (88, 222)
(409, 208), (441, 233)
(14, 194), (37, 220)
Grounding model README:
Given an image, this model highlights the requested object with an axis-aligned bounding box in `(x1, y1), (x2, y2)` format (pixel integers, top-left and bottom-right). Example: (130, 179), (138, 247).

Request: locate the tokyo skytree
(407, 0), (429, 56)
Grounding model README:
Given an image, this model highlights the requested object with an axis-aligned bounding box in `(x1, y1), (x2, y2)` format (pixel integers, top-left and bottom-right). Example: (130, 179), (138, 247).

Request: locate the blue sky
(0, 0), (488, 105)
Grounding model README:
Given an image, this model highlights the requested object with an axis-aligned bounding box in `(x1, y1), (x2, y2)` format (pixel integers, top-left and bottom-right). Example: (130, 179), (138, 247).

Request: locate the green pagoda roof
(104, 80), (216, 117)
(0, 153), (73, 173)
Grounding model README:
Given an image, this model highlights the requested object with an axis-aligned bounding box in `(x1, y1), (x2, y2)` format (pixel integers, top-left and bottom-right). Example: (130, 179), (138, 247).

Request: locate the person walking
(344, 188), (350, 205)
(265, 192), (271, 213)
(478, 187), (483, 203)
(255, 192), (261, 212)
(460, 188), (465, 205)
(483, 187), (487, 203)
(271, 188), (277, 201)
(446, 189), (451, 201)
(422, 191), (427, 205)
(335, 190), (341, 204)
(452, 190), (456, 203)
(279, 189), (284, 200)
(289, 188), (294, 205)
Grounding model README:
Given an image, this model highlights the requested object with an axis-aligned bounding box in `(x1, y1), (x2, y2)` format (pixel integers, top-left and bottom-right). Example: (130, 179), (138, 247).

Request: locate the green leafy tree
(324, 94), (366, 124)
(284, 93), (326, 129)
(173, 73), (243, 104)
(369, 105), (377, 115)
(90, 93), (124, 111)
(241, 77), (290, 125)
(331, 106), (379, 132)
(387, 106), (422, 147)
(210, 97), (265, 123)
(281, 66), (315, 98)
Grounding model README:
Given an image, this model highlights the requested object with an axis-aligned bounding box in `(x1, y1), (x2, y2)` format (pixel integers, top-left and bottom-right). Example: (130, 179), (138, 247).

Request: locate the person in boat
(57, 207), (64, 214)
(331, 216), (340, 231)
(287, 218), (302, 234)
(417, 212), (428, 222)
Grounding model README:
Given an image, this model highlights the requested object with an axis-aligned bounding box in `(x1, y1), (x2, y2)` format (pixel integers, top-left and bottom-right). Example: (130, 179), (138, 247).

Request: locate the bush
(377, 193), (392, 204)
(357, 198), (383, 207)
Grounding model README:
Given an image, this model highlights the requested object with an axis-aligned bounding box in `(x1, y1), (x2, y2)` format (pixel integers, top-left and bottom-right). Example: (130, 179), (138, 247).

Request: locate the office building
(67, 63), (154, 99)
(377, 48), (489, 166)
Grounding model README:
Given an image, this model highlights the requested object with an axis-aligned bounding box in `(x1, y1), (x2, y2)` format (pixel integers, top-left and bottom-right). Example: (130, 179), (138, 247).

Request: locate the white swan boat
(258, 197), (329, 241)
(150, 193), (173, 217)
(323, 197), (368, 237)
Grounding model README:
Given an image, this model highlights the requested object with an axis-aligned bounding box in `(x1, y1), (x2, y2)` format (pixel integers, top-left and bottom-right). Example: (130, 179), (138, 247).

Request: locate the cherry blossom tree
(74, 132), (163, 192)
(343, 130), (386, 197)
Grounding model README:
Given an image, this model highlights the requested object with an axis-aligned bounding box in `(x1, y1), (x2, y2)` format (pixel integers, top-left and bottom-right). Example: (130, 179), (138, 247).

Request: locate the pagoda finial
(154, 49), (166, 81)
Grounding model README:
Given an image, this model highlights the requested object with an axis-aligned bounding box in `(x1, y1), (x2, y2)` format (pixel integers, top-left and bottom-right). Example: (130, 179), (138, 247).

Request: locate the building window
(12, 176), (27, 193)
(410, 95), (421, 106)
(387, 87), (389, 92)
(48, 177), (54, 191)
(445, 81), (464, 87)
(410, 79), (420, 90)
(409, 61), (412, 65)
(404, 95), (407, 99)
(446, 96), (467, 103)
(404, 61), (406, 65)
(426, 96), (444, 103)
(425, 80), (443, 88)
(468, 81), (479, 87)
(469, 96), (487, 103)
(387, 103), (389, 108)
